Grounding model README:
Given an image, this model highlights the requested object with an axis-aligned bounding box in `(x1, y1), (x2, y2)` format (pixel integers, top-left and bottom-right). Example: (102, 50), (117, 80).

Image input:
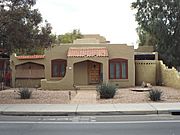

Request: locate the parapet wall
(159, 61), (180, 89)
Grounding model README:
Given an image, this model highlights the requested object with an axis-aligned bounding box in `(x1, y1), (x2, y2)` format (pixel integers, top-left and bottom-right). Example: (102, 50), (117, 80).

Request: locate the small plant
(18, 88), (32, 99)
(148, 88), (163, 101)
(97, 83), (117, 99)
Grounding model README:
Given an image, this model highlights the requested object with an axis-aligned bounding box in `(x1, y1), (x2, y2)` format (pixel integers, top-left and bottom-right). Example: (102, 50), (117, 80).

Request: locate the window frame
(109, 58), (128, 79)
(51, 59), (67, 78)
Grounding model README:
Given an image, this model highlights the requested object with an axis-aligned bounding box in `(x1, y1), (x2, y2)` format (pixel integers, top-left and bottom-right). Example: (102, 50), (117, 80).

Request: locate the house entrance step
(75, 85), (98, 91)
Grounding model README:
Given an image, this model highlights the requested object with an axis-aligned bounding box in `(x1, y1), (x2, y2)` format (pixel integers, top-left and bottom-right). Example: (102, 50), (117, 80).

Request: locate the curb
(1, 111), (76, 116)
(1, 110), (160, 116)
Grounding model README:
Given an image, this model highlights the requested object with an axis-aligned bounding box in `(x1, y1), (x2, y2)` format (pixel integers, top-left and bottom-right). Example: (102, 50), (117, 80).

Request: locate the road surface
(0, 115), (180, 135)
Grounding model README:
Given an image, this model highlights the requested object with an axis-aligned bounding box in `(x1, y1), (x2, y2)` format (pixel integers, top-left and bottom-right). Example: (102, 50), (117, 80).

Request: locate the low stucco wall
(16, 79), (41, 88)
(159, 61), (180, 89)
(109, 80), (133, 88)
(41, 79), (74, 90)
(135, 60), (157, 85)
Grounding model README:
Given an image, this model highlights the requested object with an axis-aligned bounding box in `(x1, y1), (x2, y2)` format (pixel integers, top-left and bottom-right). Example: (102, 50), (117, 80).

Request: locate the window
(109, 59), (128, 79)
(51, 59), (66, 78)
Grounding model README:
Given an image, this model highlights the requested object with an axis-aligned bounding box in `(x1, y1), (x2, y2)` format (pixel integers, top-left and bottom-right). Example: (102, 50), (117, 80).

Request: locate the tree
(37, 20), (52, 48)
(132, 0), (180, 67)
(0, 0), (52, 55)
(58, 29), (83, 44)
(136, 27), (157, 46)
(49, 34), (58, 44)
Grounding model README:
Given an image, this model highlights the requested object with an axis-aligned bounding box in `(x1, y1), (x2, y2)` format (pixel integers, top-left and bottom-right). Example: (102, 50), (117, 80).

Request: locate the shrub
(148, 88), (163, 101)
(97, 83), (117, 99)
(18, 88), (32, 99)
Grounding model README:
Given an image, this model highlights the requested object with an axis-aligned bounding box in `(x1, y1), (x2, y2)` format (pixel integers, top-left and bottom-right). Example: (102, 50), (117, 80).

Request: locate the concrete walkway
(70, 90), (97, 104)
(0, 103), (180, 116)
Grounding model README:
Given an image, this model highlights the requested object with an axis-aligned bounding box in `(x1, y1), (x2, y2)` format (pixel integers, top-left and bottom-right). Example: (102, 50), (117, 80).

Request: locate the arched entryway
(74, 60), (102, 85)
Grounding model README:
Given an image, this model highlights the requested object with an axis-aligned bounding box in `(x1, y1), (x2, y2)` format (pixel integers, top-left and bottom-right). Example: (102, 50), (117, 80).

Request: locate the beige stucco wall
(83, 34), (107, 43)
(159, 61), (180, 89)
(73, 38), (100, 44)
(43, 45), (69, 80)
(107, 45), (135, 87)
(135, 60), (157, 85)
(74, 61), (88, 85)
(15, 79), (41, 88)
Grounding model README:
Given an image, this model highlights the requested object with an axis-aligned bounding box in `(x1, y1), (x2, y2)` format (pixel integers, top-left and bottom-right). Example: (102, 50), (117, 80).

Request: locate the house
(10, 34), (180, 90)
(10, 34), (135, 89)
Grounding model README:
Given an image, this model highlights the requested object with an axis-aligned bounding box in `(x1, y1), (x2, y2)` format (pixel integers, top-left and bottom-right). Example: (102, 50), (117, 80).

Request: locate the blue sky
(35, 0), (138, 47)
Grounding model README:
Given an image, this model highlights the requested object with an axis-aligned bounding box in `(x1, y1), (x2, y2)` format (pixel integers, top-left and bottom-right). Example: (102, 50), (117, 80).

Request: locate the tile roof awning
(16, 55), (45, 60)
(67, 47), (108, 57)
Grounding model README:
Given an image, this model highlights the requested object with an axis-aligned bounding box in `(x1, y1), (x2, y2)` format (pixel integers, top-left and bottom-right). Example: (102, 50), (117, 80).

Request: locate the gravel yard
(97, 86), (180, 104)
(0, 86), (180, 104)
(0, 88), (76, 104)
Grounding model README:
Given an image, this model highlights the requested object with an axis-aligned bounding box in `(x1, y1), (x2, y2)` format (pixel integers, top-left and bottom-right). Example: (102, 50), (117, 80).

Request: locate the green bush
(97, 83), (117, 99)
(18, 88), (32, 99)
(148, 88), (163, 101)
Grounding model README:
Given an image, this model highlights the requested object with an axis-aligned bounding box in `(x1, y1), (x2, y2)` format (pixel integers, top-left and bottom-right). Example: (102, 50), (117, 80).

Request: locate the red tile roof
(67, 47), (108, 57)
(16, 55), (45, 60)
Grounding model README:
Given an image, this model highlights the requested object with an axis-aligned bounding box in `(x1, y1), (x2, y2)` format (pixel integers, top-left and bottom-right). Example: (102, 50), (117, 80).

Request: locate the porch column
(102, 58), (109, 84)
(66, 58), (74, 87)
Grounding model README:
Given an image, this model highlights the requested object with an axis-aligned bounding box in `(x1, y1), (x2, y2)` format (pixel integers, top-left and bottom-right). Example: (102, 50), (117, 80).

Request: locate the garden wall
(159, 61), (180, 89)
(135, 60), (156, 85)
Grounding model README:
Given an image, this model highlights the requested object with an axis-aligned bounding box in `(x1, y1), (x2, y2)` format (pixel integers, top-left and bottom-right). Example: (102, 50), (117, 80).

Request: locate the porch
(74, 60), (103, 85)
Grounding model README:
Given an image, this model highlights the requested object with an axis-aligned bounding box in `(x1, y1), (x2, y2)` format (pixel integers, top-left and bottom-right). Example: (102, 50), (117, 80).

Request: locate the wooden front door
(88, 61), (100, 84)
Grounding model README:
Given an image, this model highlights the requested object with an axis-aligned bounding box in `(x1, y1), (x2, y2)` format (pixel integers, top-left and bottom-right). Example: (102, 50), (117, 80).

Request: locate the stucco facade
(135, 60), (157, 85)
(11, 35), (135, 90)
(134, 46), (159, 86)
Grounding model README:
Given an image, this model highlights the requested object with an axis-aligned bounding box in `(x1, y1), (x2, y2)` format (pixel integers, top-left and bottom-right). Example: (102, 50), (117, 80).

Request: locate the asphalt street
(0, 115), (180, 135)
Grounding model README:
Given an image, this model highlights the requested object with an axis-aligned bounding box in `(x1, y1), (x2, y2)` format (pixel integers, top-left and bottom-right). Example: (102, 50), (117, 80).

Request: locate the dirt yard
(0, 86), (180, 104)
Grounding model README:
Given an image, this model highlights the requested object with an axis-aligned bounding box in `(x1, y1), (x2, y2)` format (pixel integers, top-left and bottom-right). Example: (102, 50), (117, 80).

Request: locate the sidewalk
(0, 103), (179, 116)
